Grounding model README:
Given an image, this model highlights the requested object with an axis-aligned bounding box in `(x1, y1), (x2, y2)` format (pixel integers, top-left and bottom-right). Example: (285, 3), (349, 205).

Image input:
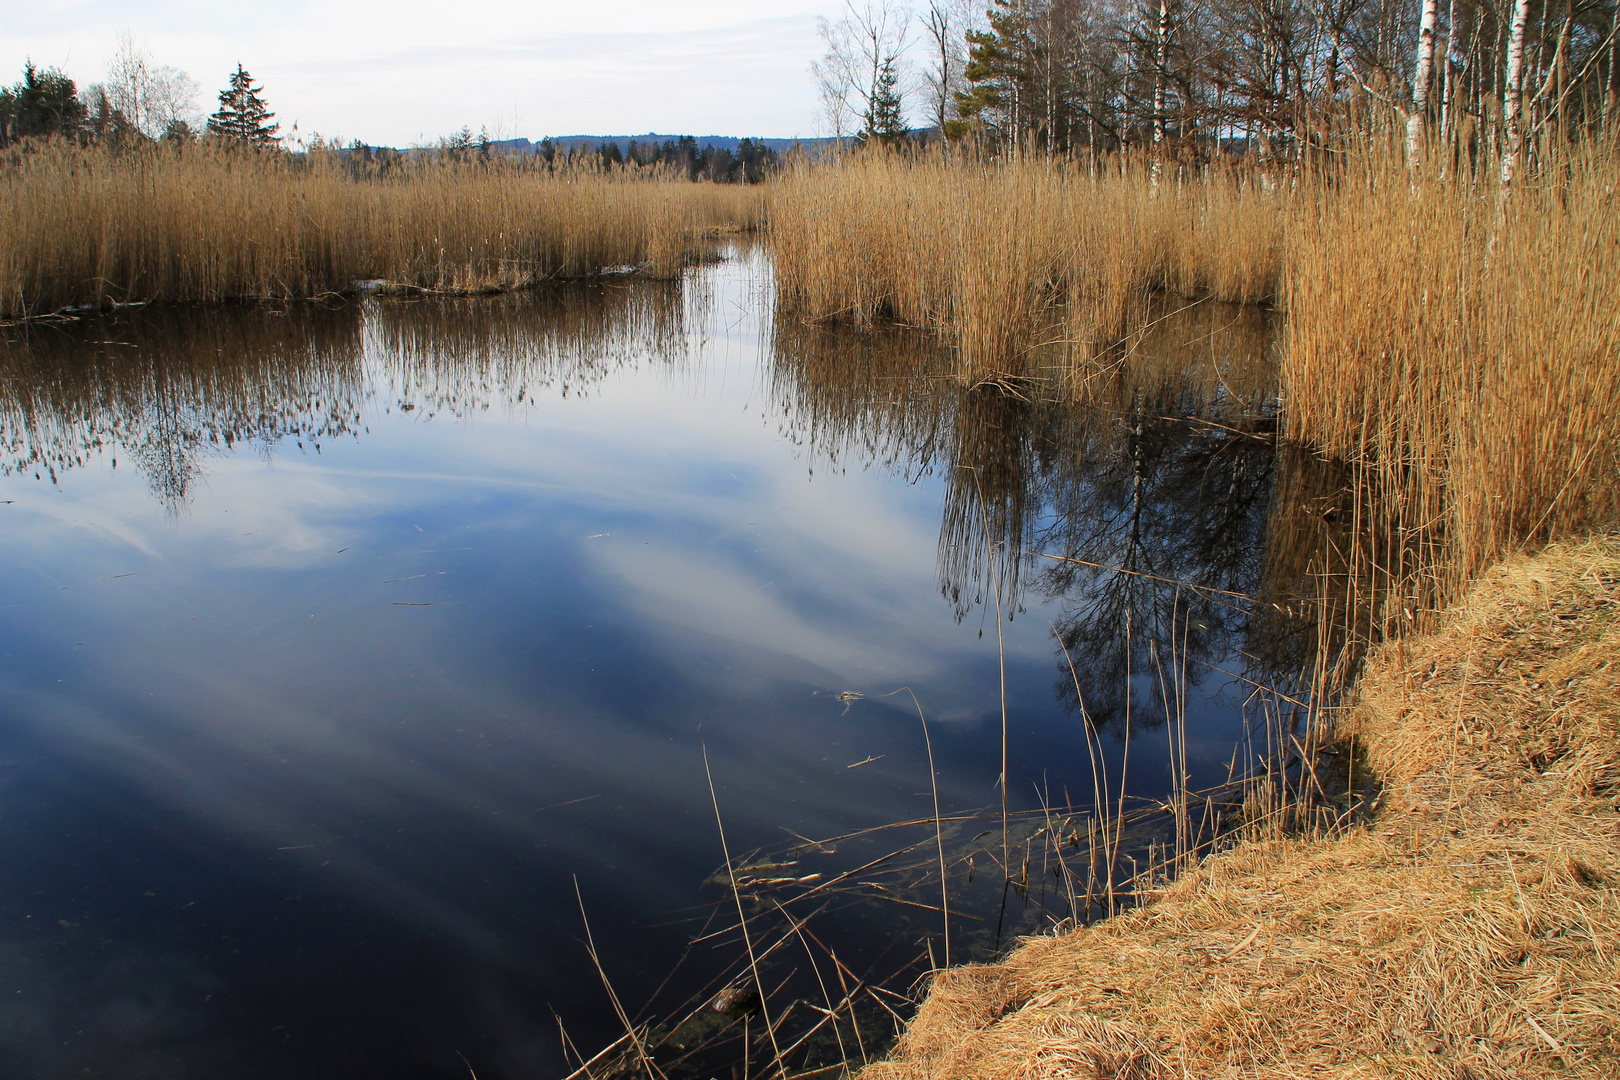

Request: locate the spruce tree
(207, 64), (279, 148)
(864, 56), (907, 147)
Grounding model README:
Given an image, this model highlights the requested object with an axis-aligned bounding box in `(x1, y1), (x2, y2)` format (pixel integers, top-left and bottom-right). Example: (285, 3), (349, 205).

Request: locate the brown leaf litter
(863, 537), (1620, 1080)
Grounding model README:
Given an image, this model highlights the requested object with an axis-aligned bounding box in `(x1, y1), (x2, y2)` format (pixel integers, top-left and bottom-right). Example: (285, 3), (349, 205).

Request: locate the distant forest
(0, 48), (787, 184)
(342, 129), (787, 184)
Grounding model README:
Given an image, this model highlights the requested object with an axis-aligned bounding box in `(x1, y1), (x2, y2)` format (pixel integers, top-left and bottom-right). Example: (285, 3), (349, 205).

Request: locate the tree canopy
(0, 62), (88, 145)
(207, 64), (279, 148)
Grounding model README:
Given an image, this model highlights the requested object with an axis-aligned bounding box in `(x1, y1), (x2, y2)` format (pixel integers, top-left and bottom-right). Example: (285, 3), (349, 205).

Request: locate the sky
(0, 0), (836, 144)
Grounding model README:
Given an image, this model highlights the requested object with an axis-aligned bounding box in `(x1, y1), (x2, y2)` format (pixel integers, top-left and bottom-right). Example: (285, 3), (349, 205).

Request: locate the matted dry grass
(863, 537), (1620, 1080)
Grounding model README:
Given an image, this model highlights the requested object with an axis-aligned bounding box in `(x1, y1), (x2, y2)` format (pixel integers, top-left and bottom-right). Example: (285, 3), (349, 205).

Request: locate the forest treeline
(335, 132), (781, 185)
(0, 51), (780, 184)
(821, 0), (1617, 168)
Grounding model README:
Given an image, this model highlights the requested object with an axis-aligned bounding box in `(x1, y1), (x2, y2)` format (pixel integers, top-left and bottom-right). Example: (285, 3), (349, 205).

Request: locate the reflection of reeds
(0, 305), (367, 508)
(0, 142), (765, 319)
(773, 143), (1620, 653)
(366, 276), (694, 417)
(770, 296), (1282, 630)
(767, 316), (959, 478)
(0, 273), (696, 509)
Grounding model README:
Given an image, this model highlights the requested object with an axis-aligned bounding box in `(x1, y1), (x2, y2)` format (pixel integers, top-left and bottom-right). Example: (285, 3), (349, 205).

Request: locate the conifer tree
(0, 62), (87, 144)
(207, 64), (279, 148)
(864, 56), (908, 146)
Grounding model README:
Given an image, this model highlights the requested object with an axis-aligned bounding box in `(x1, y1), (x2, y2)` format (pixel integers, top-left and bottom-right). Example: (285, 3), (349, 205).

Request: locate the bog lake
(0, 248), (1310, 1079)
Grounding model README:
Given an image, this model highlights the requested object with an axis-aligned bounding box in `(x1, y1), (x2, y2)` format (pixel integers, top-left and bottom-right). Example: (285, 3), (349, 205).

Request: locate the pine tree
(207, 64), (279, 148)
(955, 1), (1033, 146)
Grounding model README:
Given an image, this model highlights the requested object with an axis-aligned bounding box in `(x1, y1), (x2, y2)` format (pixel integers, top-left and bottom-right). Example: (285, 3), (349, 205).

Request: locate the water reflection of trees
(0, 278), (692, 511)
(770, 299), (1333, 732)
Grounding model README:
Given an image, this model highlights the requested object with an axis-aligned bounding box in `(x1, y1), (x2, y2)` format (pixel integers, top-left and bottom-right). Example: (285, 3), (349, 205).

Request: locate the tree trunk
(1501, 0), (1533, 186)
(1440, 0), (1457, 143)
(1407, 0), (1441, 163)
(1608, 5), (1620, 132)
(1151, 0), (1169, 187)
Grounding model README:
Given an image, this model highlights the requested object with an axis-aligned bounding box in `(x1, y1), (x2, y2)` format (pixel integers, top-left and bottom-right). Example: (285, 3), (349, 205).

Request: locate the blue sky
(0, 1), (832, 143)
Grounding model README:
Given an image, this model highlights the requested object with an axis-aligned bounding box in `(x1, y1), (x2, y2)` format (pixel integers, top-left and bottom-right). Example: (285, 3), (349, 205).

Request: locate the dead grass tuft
(862, 536), (1620, 1080)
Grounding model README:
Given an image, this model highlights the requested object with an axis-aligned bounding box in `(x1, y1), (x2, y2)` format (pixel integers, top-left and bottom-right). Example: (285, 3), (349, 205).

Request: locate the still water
(0, 251), (1292, 1079)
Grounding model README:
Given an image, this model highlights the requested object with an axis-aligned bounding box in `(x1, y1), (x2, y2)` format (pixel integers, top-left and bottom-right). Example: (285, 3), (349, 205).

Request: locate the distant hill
(488, 134), (839, 157)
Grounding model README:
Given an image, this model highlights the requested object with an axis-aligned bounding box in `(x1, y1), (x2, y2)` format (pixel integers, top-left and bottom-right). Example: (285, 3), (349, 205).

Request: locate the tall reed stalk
(1284, 137), (1620, 626)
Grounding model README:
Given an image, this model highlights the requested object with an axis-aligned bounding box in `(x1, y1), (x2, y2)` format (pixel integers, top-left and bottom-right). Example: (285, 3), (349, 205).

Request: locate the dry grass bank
(0, 142), (765, 319)
(863, 536), (1620, 1080)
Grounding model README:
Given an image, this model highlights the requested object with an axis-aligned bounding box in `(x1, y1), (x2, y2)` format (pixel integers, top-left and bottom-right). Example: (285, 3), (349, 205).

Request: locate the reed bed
(770, 142), (1620, 634)
(769, 152), (1285, 384)
(0, 141), (765, 319)
(1284, 141), (1620, 632)
(0, 271), (698, 508)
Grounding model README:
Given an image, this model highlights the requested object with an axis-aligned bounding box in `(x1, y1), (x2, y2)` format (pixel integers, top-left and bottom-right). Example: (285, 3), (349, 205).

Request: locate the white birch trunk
(1501, 0), (1533, 186)
(1151, 0), (1169, 188)
(1407, 0), (1441, 163)
(1440, 0), (1457, 142)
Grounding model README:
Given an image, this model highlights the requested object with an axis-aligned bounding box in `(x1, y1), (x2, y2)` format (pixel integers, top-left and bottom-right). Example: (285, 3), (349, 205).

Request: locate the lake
(0, 249), (1305, 1079)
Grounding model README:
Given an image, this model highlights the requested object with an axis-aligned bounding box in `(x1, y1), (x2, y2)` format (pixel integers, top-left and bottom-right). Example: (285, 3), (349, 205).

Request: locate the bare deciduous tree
(812, 2), (915, 141)
(921, 1), (975, 135)
(105, 32), (199, 139)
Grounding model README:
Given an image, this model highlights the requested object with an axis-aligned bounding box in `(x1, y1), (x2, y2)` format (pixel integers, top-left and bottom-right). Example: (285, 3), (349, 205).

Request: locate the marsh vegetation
(0, 142), (764, 319)
(1, 0), (1617, 1072)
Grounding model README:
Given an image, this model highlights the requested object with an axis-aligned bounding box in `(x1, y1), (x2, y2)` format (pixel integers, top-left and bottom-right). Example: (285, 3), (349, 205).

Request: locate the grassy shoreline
(863, 537), (1620, 1079)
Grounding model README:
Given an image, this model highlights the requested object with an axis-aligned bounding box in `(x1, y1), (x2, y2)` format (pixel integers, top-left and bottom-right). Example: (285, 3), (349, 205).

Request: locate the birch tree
(106, 32), (199, 140)
(1406, 0), (1440, 161)
(812, 2), (913, 140)
(1152, 0), (1173, 184)
(1501, 0), (1532, 184)
(922, 1), (970, 136)
(812, 16), (863, 138)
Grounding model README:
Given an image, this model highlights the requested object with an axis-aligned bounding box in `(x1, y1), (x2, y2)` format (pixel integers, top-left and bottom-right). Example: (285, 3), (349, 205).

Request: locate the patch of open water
(0, 250), (1295, 1079)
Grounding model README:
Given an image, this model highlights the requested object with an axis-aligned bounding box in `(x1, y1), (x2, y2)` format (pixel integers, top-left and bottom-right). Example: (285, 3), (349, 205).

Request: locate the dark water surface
(0, 251), (1292, 1079)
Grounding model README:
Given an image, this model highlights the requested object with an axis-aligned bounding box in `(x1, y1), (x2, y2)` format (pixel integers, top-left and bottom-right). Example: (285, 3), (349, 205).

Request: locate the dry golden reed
(771, 143), (1620, 628)
(1284, 140), (1620, 623)
(0, 140), (765, 319)
(768, 151), (1285, 383)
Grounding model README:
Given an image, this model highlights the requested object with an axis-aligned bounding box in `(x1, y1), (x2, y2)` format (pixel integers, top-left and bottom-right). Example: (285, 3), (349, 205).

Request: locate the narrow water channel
(0, 250), (1301, 1080)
